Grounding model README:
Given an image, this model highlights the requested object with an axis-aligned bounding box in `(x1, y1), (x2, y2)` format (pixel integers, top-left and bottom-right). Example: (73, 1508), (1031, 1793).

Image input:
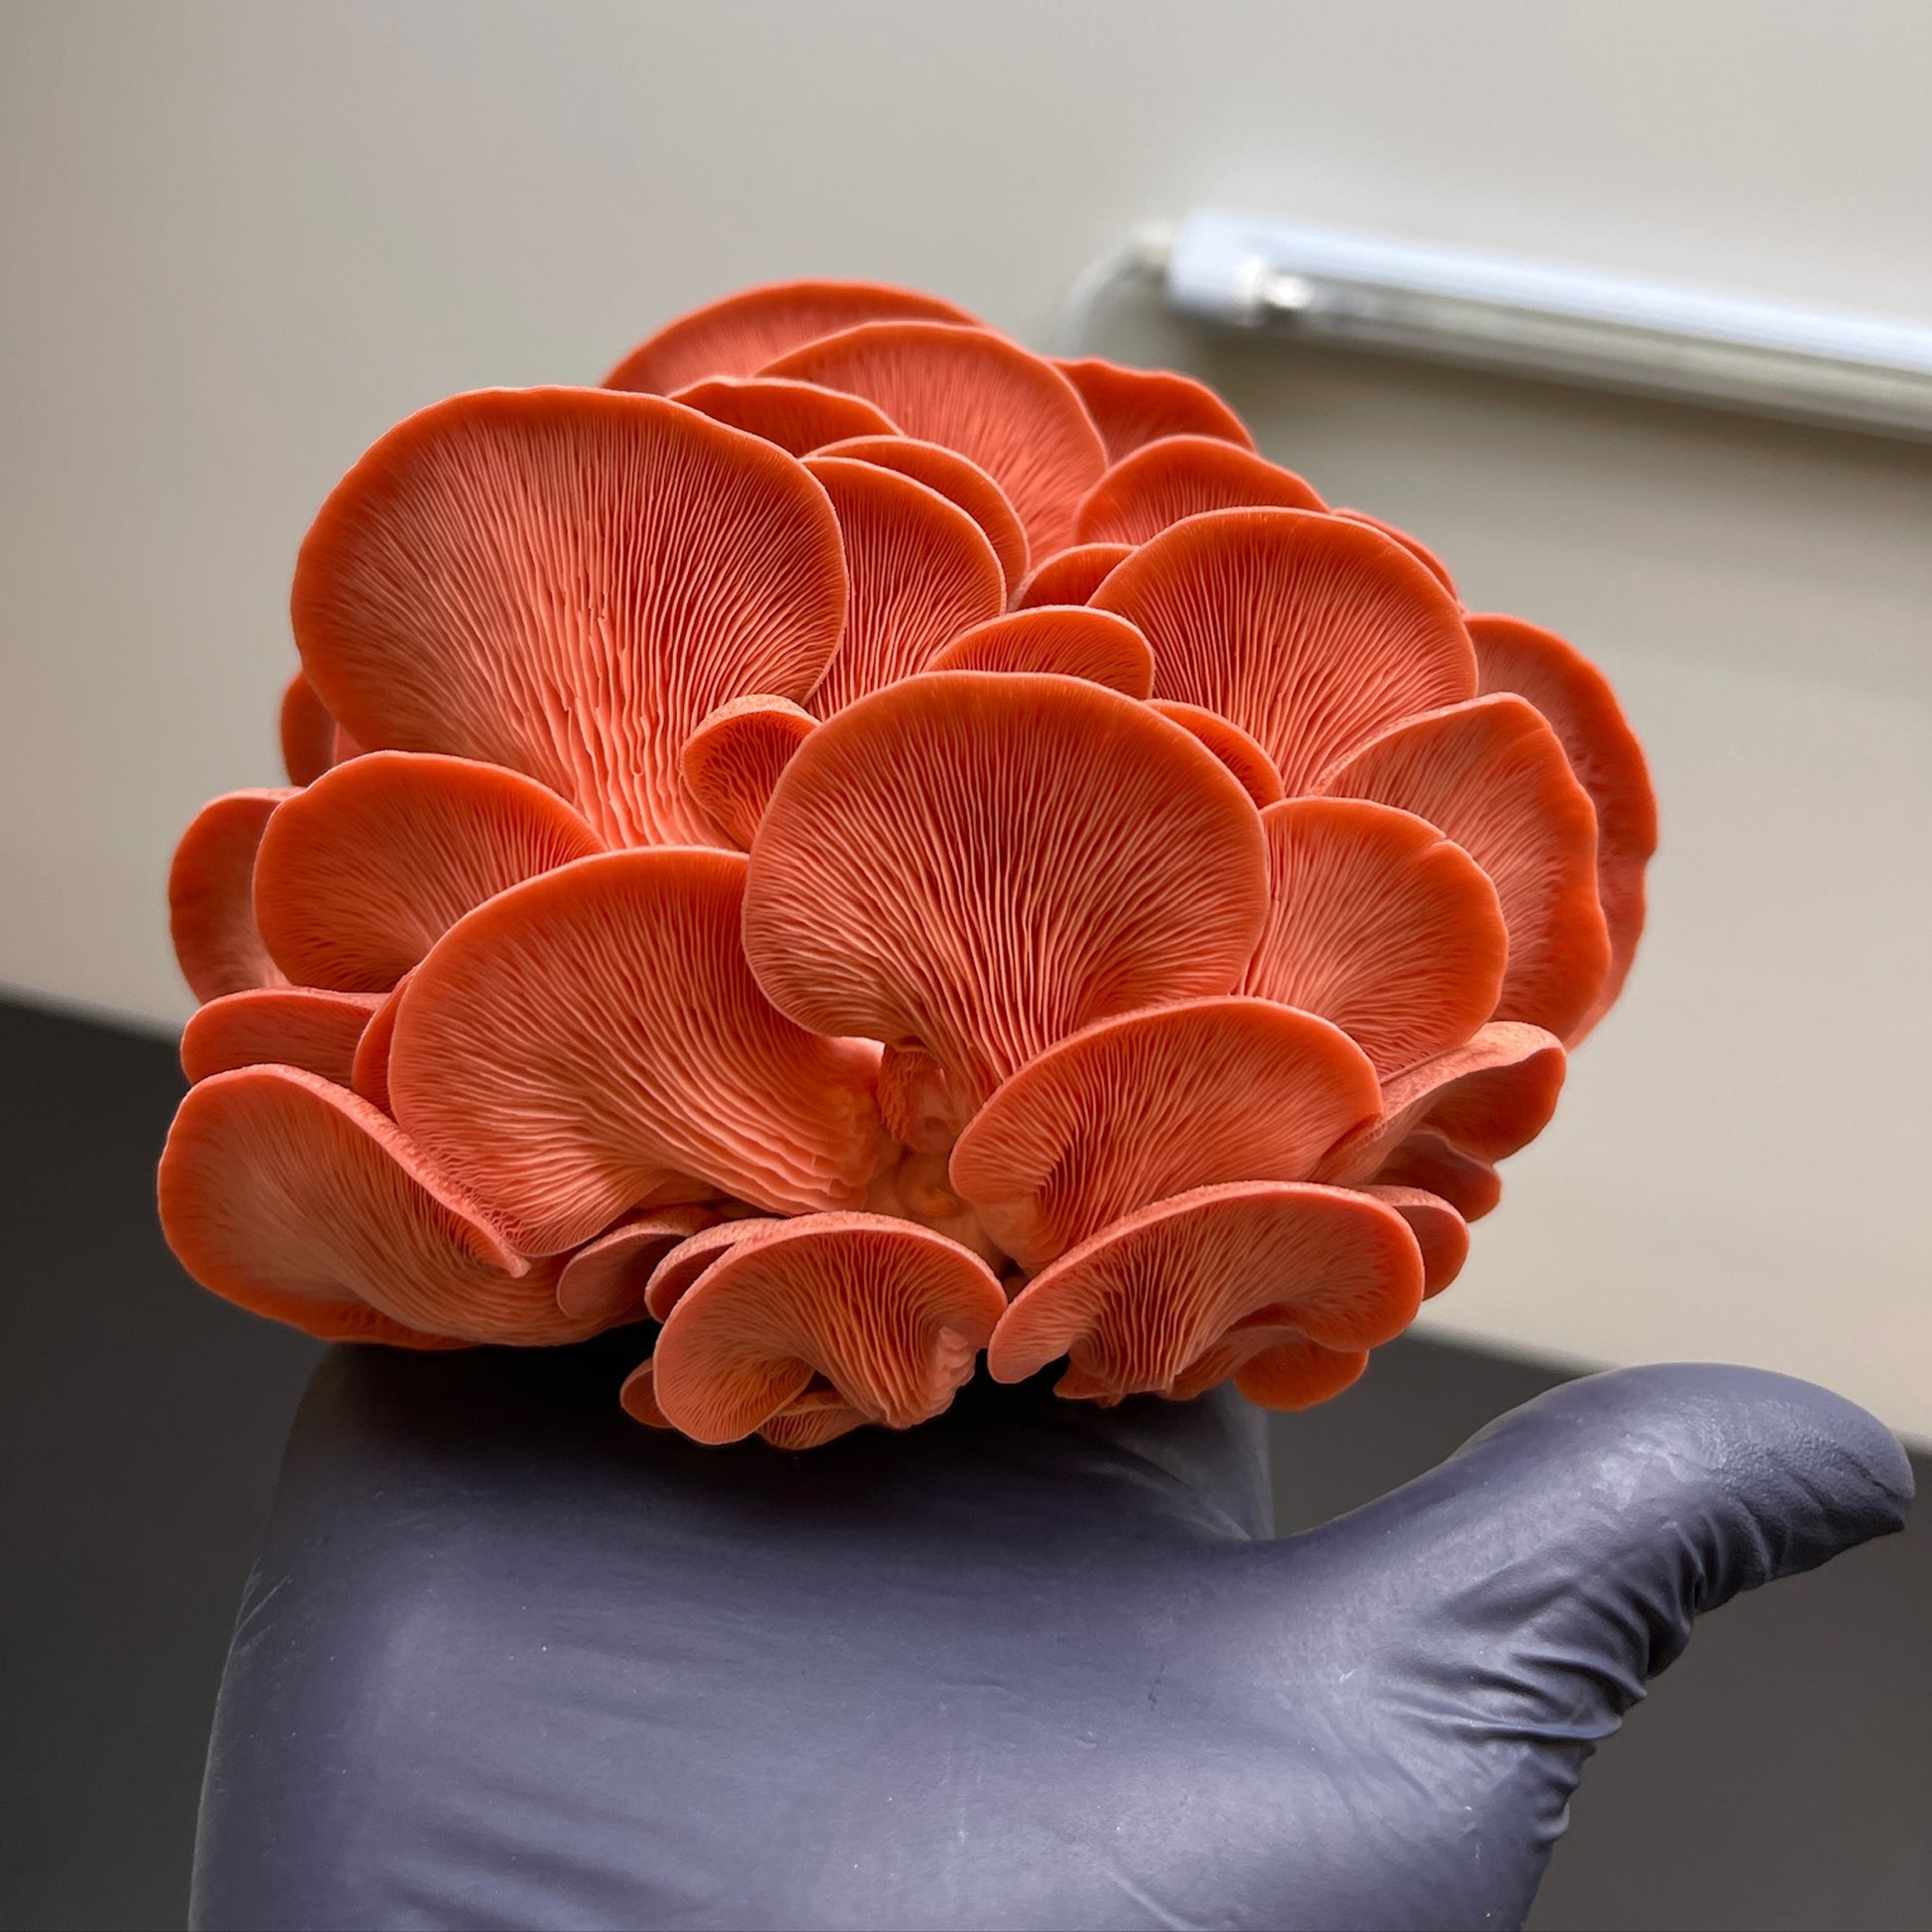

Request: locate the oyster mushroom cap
(387, 847), (890, 1255)
(158, 1063), (595, 1346)
(253, 751), (603, 993)
(763, 321), (1107, 559)
(987, 1179), (1425, 1402)
(1362, 1183), (1470, 1298)
(1011, 541), (1132, 610)
(1316, 1021), (1569, 1187)
(646, 1214), (1007, 1444)
(1052, 356), (1256, 462)
(291, 387), (849, 848)
(1093, 506), (1477, 794)
(800, 456), (1006, 714)
(168, 788), (295, 1002)
(1319, 693), (1611, 1041)
(1468, 612), (1659, 1039)
(1147, 700), (1285, 806)
(812, 434), (1031, 595)
(1073, 434), (1324, 548)
(742, 670), (1270, 1113)
(667, 375), (897, 454)
(180, 986), (383, 1088)
(925, 607), (1155, 698)
(1240, 797), (1509, 1079)
(950, 997), (1381, 1271)
(604, 279), (980, 394)
(680, 695), (818, 852)
(1331, 508), (1457, 596)
(554, 1206), (725, 1325)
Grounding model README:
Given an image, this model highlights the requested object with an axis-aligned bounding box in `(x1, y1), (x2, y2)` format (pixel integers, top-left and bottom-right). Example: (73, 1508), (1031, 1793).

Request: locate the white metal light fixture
(1062, 208), (1932, 441)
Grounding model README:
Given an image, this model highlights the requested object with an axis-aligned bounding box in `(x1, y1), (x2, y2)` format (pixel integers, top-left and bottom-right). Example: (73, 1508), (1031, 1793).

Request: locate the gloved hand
(191, 1336), (1910, 1932)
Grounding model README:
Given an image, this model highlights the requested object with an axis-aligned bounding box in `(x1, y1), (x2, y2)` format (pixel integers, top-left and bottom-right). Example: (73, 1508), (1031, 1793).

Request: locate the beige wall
(4, 1), (1927, 1433)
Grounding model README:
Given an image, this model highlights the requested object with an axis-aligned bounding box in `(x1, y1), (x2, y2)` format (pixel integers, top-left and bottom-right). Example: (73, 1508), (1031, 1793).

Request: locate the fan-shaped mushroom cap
(1012, 542), (1134, 610)
(388, 847), (889, 1254)
(987, 1180), (1424, 1401)
(604, 280), (980, 394)
(648, 1215), (1006, 1443)
(1469, 613), (1658, 1038)
(158, 1064), (593, 1345)
(800, 456), (1006, 714)
(755, 1385), (870, 1450)
(554, 1205), (723, 1324)
(253, 752), (603, 993)
(1239, 798), (1508, 1078)
(680, 695), (818, 851)
(291, 388), (848, 847)
(180, 987), (383, 1087)
(1316, 1021), (1567, 1187)
(169, 788), (295, 1001)
(668, 375), (897, 455)
(1147, 701), (1284, 806)
(925, 607), (1155, 698)
(1362, 1183), (1469, 1298)
(763, 323), (1107, 559)
(1173, 1328), (1370, 1410)
(1072, 435), (1324, 548)
(813, 435), (1030, 595)
(279, 671), (343, 785)
(643, 1216), (787, 1320)
(348, 975), (405, 1111)
(1052, 357), (1256, 462)
(1093, 508), (1477, 794)
(620, 1356), (869, 1449)
(743, 671), (1270, 1112)
(950, 998), (1380, 1270)
(1371, 1128), (1503, 1223)
(1332, 508), (1456, 595)
(1319, 694), (1610, 1039)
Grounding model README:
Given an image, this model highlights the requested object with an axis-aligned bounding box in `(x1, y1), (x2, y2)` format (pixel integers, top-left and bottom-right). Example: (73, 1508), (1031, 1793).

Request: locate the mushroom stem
(866, 1149), (1007, 1269)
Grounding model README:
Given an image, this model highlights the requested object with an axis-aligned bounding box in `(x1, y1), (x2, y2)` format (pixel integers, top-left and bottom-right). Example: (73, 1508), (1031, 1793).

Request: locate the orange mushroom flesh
(1331, 508), (1456, 596)
(950, 998), (1381, 1270)
(1362, 1184), (1469, 1298)
(680, 696), (818, 851)
(279, 671), (343, 786)
(180, 987), (383, 1087)
(348, 975), (406, 1112)
(253, 752), (603, 993)
(1011, 541), (1132, 610)
(643, 1216), (785, 1321)
(800, 457), (1006, 714)
(1170, 1326), (1370, 1410)
(811, 435), (1031, 596)
(387, 847), (889, 1255)
(1094, 507), (1477, 795)
(158, 1064), (594, 1345)
(925, 607), (1155, 699)
(1052, 357), (1256, 462)
(647, 1215), (1006, 1443)
(604, 279), (980, 395)
(168, 788), (295, 1001)
(1319, 694), (1610, 1040)
(1468, 613), (1658, 1039)
(1239, 798), (1508, 1079)
(763, 322), (1107, 559)
(1147, 701), (1284, 806)
(986, 1180), (1424, 1405)
(1371, 1129), (1503, 1223)
(743, 671), (1269, 1115)
(667, 375), (897, 454)
(1072, 435), (1324, 548)
(1316, 1022), (1567, 1187)
(291, 388), (848, 848)
(554, 1205), (724, 1325)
